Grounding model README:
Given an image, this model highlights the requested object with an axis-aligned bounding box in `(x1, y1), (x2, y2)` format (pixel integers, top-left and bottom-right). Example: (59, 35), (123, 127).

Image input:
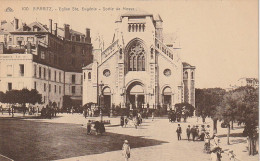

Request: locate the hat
(124, 140), (128, 144)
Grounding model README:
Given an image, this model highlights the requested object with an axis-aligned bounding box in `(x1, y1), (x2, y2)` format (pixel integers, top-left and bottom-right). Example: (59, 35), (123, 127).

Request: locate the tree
(0, 91), (6, 103)
(1, 89), (42, 107)
(216, 91), (239, 145)
(175, 103), (194, 122)
(195, 88), (226, 133)
(233, 86), (258, 155)
(217, 86), (258, 155)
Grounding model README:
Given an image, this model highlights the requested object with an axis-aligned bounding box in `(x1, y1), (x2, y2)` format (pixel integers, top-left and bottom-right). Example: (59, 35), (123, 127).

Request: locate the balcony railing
(101, 40), (118, 60)
(155, 38), (174, 60)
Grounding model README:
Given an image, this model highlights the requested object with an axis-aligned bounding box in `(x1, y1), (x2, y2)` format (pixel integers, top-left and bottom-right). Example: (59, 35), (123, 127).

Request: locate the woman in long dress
(122, 140), (131, 161)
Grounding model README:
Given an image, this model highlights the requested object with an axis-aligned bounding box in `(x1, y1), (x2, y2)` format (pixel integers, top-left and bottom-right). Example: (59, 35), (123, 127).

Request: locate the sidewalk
(1, 113), (258, 161)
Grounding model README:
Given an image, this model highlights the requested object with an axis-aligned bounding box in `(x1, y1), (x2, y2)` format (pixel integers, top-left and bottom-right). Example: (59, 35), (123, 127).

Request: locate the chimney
(64, 24), (70, 40)
(49, 19), (52, 34)
(54, 23), (58, 36)
(85, 28), (91, 43)
(14, 17), (19, 30)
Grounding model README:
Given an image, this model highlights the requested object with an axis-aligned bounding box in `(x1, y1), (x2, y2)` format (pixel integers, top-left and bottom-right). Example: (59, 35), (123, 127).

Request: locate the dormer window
(33, 26), (40, 32)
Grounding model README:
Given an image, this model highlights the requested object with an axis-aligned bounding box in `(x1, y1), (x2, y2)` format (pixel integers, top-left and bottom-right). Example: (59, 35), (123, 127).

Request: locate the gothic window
(137, 56), (142, 71)
(129, 55), (133, 71)
(142, 56), (145, 71)
(133, 56), (136, 71)
(127, 41), (145, 71)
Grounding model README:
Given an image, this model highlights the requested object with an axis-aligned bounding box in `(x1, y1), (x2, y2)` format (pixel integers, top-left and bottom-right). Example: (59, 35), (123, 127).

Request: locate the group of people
(176, 124), (236, 161)
(120, 113), (143, 129)
(41, 105), (58, 119)
(83, 108), (95, 118)
(186, 125), (210, 141)
(85, 120), (105, 135)
(176, 124), (210, 142)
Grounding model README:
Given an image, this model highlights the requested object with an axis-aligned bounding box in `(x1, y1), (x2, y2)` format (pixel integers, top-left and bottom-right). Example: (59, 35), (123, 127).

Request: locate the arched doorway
(103, 87), (111, 111)
(162, 87), (172, 106)
(126, 82), (145, 109)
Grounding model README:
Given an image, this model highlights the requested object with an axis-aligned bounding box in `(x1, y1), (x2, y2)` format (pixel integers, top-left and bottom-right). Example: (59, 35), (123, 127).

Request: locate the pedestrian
(134, 116), (138, 129)
(87, 120), (92, 135)
(122, 140), (131, 161)
(212, 133), (220, 148)
(204, 132), (211, 153)
(228, 150), (235, 161)
(124, 116), (128, 127)
(191, 125), (196, 141)
(186, 125), (191, 141)
(94, 121), (100, 135)
(200, 125), (206, 141)
(99, 121), (105, 135)
(176, 124), (182, 140)
(120, 116), (125, 128)
(152, 112), (154, 121)
(195, 125), (200, 140)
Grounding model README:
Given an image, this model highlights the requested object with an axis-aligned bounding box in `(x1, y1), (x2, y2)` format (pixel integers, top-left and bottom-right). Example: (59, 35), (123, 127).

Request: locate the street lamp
(98, 81), (104, 122)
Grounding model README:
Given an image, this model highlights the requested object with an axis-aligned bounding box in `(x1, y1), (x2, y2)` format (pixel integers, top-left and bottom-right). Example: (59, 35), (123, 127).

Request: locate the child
(228, 150), (235, 161)
(122, 140), (131, 161)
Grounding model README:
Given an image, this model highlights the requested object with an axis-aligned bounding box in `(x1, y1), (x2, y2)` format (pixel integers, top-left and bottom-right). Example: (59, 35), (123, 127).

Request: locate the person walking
(124, 116), (128, 127)
(176, 124), (182, 140)
(151, 112), (154, 121)
(228, 150), (235, 161)
(87, 120), (92, 135)
(122, 140), (131, 161)
(134, 116), (138, 129)
(200, 125), (206, 141)
(195, 125), (200, 140)
(204, 132), (211, 153)
(120, 116), (125, 128)
(191, 125), (196, 141)
(186, 125), (191, 141)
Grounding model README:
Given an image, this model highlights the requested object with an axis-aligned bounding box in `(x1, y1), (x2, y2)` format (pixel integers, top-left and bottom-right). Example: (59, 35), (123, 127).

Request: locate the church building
(82, 11), (195, 110)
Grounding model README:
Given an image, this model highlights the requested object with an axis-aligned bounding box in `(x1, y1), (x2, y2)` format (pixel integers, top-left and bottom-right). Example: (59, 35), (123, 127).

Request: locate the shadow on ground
(0, 118), (167, 161)
(218, 133), (244, 138)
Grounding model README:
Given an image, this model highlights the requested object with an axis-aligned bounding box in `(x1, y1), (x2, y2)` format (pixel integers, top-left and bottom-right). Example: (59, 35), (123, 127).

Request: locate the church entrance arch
(102, 87), (111, 111)
(162, 86), (172, 108)
(126, 82), (145, 109)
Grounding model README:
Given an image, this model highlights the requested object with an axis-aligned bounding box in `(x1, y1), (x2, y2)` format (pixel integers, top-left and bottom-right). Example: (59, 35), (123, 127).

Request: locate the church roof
(121, 9), (153, 17)
(82, 63), (93, 70)
(154, 14), (163, 22)
(183, 62), (195, 68)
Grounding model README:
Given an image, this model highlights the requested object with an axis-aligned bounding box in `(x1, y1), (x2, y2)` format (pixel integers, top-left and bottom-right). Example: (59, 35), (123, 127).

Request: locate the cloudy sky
(1, 0), (258, 89)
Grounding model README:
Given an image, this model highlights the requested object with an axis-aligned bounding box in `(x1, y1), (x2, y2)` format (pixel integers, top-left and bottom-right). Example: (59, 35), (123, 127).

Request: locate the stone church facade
(83, 11), (195, 110)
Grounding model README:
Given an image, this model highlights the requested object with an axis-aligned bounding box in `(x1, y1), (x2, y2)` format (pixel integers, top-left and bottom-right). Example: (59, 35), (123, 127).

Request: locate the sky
(0, 0), (258, 89)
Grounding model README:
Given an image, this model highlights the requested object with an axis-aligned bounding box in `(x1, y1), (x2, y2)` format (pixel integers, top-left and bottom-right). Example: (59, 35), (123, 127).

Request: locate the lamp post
(98, 81), (104, 122)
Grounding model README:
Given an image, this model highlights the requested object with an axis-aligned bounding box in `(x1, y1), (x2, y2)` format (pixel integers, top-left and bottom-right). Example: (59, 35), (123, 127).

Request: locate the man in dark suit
(176, 124), (182, 140)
